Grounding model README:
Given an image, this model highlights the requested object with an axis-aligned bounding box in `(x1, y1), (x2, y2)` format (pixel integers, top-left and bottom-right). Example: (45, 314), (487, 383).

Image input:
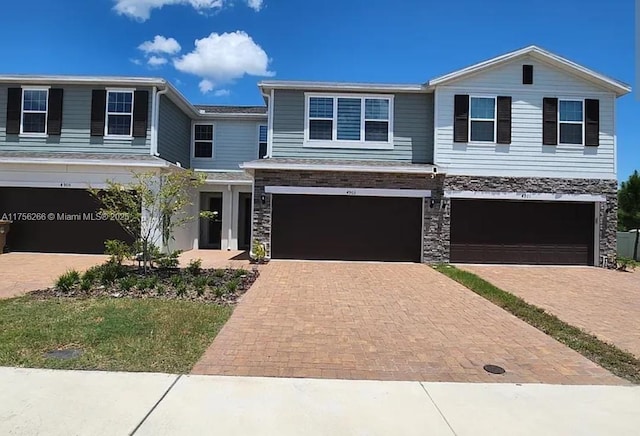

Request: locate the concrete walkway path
(1, 367), (638, 436)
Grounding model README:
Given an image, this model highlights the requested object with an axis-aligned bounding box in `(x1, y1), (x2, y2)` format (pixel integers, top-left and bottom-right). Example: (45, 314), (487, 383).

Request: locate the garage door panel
(450, 200), (594, 265)
(0, 187), (134, 254)
(271, 194), (422, 262)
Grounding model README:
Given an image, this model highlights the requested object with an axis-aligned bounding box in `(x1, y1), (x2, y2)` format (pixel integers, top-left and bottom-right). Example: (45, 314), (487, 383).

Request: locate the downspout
(260, 88), (273, 158)
(151, 86), (169, 157)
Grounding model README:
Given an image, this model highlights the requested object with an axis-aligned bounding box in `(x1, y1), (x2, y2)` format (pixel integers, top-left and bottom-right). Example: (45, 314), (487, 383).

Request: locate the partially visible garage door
(271, 194), (423, 262)
(450, 199), (594, 265)
(0, 187), (134, 254)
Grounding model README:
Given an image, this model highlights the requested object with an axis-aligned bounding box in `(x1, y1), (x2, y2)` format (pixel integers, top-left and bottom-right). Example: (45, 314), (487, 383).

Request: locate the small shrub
(213, 286), (225, 298)
(193, 276), (208, 296)
(79, 276), (93, 292)
(207, 276), (220, 287)
(56, 270), (80, 293)
(213, 268), (226, 278)
(156, 284), (166, 296)
(252, 240), (266, 263)
(104, 240), (132, 265)
(186, 258), (203, 275)
(225, 278), (240, 294)
(175, 282), (188, 297)
(118, 275), (138, 292)
(233, 268), (248, 278)
(82, 266), (100, 284)
(170, 273), (185, 289)
(156, 250), (182, 269)
(100, 261), (127, 285)
(137, 275), (159, 291)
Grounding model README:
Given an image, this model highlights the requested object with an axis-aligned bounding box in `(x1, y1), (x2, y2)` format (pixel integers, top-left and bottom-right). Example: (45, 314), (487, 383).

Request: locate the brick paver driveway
(0, 253), (107, 299)
(462, 265), (640, 358)
(193, 261), (622, 384)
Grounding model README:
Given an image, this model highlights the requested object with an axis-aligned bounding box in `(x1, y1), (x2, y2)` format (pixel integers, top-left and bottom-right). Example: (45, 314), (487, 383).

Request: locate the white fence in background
(617, 231), (639, 260)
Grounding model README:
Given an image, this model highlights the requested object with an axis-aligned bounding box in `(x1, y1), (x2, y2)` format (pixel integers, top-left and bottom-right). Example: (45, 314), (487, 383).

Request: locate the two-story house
(243, 46), (630, 266)
(0, 76), (266, 254)
(0, 46), (630, 266)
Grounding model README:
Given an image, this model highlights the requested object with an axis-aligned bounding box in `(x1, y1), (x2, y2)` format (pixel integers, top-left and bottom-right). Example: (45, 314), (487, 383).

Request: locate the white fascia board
(203, 179), (253, 185)
(445, 190), (606, 202)
(259, 81), (427, 94)
(240, 161), (440, 174)
(0, 157), (171, 168)
(196, 112), (267, 119)
(266, 186), (432, 198)
(427, 45), (631, 96)
(0, 75), (166, 87)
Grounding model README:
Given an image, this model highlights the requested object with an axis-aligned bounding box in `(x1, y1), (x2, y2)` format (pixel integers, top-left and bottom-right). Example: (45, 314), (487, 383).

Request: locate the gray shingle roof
(194, 105), (267, 115)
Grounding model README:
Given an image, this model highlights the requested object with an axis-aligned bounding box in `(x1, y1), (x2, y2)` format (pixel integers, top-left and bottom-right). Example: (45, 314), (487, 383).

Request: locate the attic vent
(523, 65), (533, 85)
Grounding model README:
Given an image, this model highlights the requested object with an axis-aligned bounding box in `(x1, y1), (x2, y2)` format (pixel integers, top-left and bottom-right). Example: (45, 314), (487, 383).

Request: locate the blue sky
(0, 0), (637, 181)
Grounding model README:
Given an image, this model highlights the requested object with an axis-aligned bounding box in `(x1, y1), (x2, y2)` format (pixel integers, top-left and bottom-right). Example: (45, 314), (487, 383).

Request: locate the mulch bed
(30, 266), (260, 305)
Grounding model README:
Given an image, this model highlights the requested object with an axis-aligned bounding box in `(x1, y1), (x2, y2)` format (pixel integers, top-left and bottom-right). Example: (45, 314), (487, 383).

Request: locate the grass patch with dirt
(0, 296), (232, 373)
(433, 264), (640, 384)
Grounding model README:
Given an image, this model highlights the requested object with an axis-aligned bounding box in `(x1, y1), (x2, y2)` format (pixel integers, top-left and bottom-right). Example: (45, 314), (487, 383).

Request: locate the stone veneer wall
(442, 176), (619, 264)
(252, 169), (446, 259)
(252, 170), (617, 265)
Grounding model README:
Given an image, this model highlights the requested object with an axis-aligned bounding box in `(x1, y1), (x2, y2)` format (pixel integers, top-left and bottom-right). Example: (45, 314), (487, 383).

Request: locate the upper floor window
(470, 97), (495, 142)
(106, 90), (133, 136)
(193, 123), (213, 158)
(258, 125), (268, 159)
(305, 94), (393, 148)
(21, 89), (48, 134)
(559, 100), (583, 144)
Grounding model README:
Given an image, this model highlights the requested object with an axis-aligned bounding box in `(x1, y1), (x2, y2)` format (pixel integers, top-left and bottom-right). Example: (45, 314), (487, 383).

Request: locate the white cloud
(174, 31), (274, 94)
(130, 58), (143, 65)
(113, 0), (263, 21)
(246, 0), (263, 11)
(148, 56), (168, 67)
(138, 35), (181, 55)
(213, 89), (231, 97)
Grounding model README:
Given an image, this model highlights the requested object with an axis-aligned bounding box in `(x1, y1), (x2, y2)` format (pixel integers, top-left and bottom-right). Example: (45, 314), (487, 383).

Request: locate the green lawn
(434, 264), (640, 384)
(0, 296), (232, 373)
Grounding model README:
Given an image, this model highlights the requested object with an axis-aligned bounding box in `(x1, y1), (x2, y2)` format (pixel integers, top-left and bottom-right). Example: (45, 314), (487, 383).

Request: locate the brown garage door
(450, 199), (594, 265)
(271, 194), (423, 262)
(0, 187), (134, 254)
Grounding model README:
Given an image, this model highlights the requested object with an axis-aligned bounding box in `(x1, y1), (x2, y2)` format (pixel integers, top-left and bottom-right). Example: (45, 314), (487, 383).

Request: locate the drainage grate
(45, 349), (83, 360)
(483, 364), (506, 375)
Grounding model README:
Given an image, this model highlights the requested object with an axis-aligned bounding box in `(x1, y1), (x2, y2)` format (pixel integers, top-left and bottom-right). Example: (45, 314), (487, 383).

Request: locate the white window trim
(304, 93), (394, 150)
(257, 124), (268, 159)
(104, 88), (135, 139)
(558, 98), (585, 146)
(20, 87), (49, 137)
(468, 95), (497, 144)
(192, 121), (215, 159)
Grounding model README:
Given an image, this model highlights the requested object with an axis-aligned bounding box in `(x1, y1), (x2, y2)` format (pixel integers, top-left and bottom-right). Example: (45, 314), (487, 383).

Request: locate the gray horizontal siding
(0, 85), (152, 154)
(158, 96), (191, 168)
(271, 90), (433, 163)
(191, 120), (265, 171)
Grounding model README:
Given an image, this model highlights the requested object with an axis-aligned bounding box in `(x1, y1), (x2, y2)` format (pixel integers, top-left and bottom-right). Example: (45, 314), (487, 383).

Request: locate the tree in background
(618, 170), (640, 260)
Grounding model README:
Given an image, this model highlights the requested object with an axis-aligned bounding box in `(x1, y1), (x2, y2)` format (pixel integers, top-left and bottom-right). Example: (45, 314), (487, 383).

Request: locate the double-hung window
(193, 124), (214, 158)
(469, 97), (496, 142)
(21, 88), (48, 134)
(558, 100), (583, 144)
(258, 125), (268, 159)
(306, 95), (392, 147)
(106, 90), (134, 136)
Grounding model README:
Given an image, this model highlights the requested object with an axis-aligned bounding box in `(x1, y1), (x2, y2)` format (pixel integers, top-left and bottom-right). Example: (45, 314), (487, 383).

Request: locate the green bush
(617, 256), (639, 272)
(252, 240), (266, 263)
(156, 250), (182, 269)
(186, 258), (203, 275)
(55, 270), (80, 293)
(104, 240), (132, 265)
(233, 268), (248, 278)
(118, 275), (138, 292)
(82, 266), (100, 284)
(156, 284), (166, 296)
(137, 275), (159, 291)
(225, 278), (240, 294)
(193, 276), (208, 296)
(213, 268), (226, 278)
(79, 276), (93, 292)
(213, 286), (225, 298)
(170, 274), (184, 288)
(100, 261), (127, 285)
(175, 282), (188, 297)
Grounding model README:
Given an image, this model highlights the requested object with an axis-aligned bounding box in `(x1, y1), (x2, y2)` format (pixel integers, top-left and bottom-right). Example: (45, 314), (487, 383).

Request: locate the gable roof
(427, 45), (631, 96)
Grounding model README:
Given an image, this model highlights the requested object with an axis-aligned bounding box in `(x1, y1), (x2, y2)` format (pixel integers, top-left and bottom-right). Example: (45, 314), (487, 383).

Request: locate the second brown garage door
(450, 199), (595, 265)
(271, 194), (423, 262)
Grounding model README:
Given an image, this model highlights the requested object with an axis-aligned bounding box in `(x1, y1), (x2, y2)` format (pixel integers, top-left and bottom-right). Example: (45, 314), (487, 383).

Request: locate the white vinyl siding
(434, 56), (616, 179)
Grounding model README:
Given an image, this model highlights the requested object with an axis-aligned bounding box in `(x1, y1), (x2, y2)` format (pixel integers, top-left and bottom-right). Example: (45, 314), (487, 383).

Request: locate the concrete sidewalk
(1, 368), (638, 436)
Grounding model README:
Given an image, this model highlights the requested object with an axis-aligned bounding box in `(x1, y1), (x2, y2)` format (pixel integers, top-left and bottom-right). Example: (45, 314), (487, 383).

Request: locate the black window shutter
(585, 99), (600, 147)
(523, 65), (533, 85)
(47, 88), (64, 135)
(453, 94), (469, 143)
(133, 91), (149, 138)
(496, 96), (512, 144)
(91, 90), (106, 136)
(542, 97), (558, 145)
(6, 88), (22, 135)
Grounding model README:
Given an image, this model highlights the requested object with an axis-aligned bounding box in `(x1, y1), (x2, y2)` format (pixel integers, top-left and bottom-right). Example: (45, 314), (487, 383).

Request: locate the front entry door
(200, 193), (223, 249)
